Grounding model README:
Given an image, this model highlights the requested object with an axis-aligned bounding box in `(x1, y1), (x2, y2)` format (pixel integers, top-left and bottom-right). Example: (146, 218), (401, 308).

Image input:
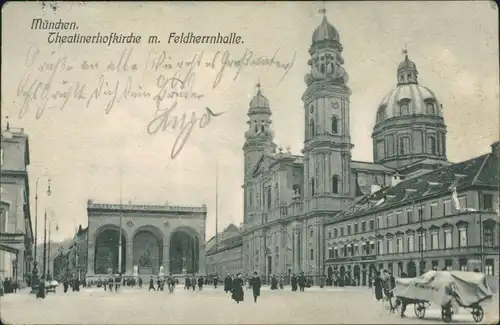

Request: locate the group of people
(183, 275), (205, 291)
(0, 278), (19, 296)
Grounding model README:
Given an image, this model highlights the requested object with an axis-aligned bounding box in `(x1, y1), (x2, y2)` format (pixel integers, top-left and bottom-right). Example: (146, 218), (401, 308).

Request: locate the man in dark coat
(250, 272), (261, 303)
(231, 273), (244, 304)
(213, 275), (219, 289)
(298, 272), (306, 292)
(291, 274), (298, 291)
(191, 275), (197, 291)
(185, 276), (191, 290)
(197, 276), (203, 290)
(63, 278), (69, 293)
(224, 273), (232, 293)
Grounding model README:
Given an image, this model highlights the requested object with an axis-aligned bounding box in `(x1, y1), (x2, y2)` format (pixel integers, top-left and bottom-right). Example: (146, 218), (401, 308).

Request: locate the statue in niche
(159, 265), (164, 276)
(133, 265), (138, 276)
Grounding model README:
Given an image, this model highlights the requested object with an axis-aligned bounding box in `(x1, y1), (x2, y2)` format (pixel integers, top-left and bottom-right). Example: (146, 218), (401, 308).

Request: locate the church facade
(85, 200), (206, 280)
(240, 12), (499, 283)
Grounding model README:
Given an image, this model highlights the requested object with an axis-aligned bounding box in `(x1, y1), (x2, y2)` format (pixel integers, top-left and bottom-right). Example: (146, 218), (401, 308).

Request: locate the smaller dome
(312, 16), (339, 44)
(249, 89), (269, 109)
(398, 56), (417, 72)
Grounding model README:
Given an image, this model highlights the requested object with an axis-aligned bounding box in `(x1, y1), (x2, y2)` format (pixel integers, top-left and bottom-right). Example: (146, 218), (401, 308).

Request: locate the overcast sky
(2, 1), (498, 242)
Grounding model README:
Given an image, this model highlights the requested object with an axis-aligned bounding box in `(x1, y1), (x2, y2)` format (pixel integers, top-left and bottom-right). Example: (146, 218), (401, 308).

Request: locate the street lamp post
(32, 175), (51, 290)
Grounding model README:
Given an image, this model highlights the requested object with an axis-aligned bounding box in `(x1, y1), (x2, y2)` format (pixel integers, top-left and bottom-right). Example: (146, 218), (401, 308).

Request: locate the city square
(1, 286), (499, 324)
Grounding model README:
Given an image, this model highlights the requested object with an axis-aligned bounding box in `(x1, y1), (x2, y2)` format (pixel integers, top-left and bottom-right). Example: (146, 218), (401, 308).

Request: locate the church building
(240, 11), (498, 284)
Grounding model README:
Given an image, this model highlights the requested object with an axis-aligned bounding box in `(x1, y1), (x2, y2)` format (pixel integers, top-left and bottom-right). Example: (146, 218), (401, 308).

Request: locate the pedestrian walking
(191, 276), (196, 291)
(298, 272), (306, 292)
(148, 276), (156, 291)
(197, 276), (203, 291)
(36, 279), (46, 299)
(224, 273), (232, 293)
(250, 272), (261, 303)
(291, 274), (298, 291)
(213, 275), (219, 289)
(373, 271), (383, 301)
(231, 273), (244, 304)
(184, 276), (190, 290)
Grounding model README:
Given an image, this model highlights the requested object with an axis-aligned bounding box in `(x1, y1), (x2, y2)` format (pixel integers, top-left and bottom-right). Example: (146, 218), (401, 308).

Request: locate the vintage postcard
(0, 1), (499, 324)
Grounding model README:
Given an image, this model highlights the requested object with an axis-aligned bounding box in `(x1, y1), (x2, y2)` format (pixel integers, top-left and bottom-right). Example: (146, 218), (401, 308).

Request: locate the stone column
(126, 243), (133, 275)
(163, 233), (170, 274)
(87, 243), (95, 276)
(294, 230), (299, 273)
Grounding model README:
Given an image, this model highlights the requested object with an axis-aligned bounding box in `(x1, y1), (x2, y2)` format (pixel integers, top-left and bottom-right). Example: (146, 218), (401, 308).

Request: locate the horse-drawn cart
(393, 270), (492, 323)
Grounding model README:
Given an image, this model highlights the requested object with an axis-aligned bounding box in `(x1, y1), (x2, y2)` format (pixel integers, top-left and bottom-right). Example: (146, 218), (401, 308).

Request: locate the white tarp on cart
(394, 270), (493, 307)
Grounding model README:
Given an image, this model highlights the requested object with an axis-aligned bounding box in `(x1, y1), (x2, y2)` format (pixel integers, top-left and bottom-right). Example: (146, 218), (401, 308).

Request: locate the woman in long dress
(250, 272), (261, 303)
(374, 272), (383, 301)
(36, 279), (46, 299)
(231, 273), (244, 304)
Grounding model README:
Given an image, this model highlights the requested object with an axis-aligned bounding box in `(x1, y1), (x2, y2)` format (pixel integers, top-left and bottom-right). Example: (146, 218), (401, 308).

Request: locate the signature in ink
(147, 101), (225, 159)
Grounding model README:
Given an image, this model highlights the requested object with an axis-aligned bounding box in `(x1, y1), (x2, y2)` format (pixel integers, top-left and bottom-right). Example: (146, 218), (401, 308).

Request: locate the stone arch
(94, 224), (128, 275)
(132, 225), (164, 275)
(169, 226), (200, 275)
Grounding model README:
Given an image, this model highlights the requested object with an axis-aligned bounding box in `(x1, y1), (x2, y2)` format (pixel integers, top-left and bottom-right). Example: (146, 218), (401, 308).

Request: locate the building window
(427, 102), (435, 114)
(369, 241), (375, 254)
(328, 247), (333, 258)
(485, 259), (494, 276)
(458, 227), (467, 247)
(406, 210), (413, 223)
(443, 201), (451, 216)
(309, 228), (313, 237)
(484, 226), (494, 247)
(428, 136), (437, 155)
(482, 194), (493, 210)
(459, 259), (468, 271)
(361, 221), (366, 232)
(275, 184), (279, 207)
(334, 228), (338, 237)
(387, 239), (393, 254)
(332, 175), (339, 194)
(417, 207), (423, 221)
(418, 232), (427, 251)
(408, 236), (414, 252)
(369, 219), (374, 230)
(431, 231), (439, 250)
(334, 247), (338, 258)
(347, 224), (351, 235)
(267, 187), (272, 210)
(331, 116), (338, 134)
(430, 203), (437, 218)
(310, 249), (314, 261)
(340, 226), (344, 236)
(309, 119), (316, 138)
(354, 223), (359, 234)
(328, 231), (332, 239)
(310, 177), (315, 196)
(398, 136), (411, 155)
(310, 105), (314, 113)
(377, 216), (382, 229)
(397, 237), (403, 253)
(399, 101), (409, 115)
(444, 229), (452, 249)
(458, 197), (468, 210)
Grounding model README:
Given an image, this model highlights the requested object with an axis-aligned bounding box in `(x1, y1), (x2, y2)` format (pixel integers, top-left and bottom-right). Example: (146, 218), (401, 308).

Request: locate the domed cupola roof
(312, 16), (340, 44)
(248, 82), (271, 115)
(375, 50), (443, 124)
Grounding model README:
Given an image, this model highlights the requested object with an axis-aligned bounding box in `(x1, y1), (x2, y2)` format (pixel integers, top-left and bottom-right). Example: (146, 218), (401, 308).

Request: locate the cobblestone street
(1, 286), (498, 324)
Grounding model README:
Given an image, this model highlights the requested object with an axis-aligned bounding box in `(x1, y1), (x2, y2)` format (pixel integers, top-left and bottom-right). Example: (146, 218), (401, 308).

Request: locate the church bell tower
(302, 8), (353, 211)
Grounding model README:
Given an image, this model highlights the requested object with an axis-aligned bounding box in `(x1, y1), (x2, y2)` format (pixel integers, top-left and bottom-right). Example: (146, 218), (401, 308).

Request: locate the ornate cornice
(302, 83), (351, 104)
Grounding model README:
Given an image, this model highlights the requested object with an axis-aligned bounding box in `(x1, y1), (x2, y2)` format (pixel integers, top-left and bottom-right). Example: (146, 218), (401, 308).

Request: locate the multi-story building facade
(67, 225), (88, 280)
(0, 121), (34, 285)
(241, 10), (499, 284)
(52, 248), (68, 280)
(325, 143), (499, 285)
(205, 224), (243, 276)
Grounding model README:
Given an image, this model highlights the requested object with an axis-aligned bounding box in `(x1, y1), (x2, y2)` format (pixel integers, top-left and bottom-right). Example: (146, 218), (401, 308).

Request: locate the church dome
(248, 83), (271, 115)
(312, 16), (340, 44)
(375, 52), (442, 124)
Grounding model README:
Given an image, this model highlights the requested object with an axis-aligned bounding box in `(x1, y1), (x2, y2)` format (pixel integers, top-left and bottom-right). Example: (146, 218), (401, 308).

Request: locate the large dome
(312, 16), (340, 44)
(375, 54), (442, 124)
(248, 84), (271, 115)
(376, 84), (442, 123)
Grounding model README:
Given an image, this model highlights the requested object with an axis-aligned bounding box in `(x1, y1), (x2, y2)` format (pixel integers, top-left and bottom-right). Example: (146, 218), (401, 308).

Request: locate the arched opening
(132, 230), (163, 275)
(407, 260), (417, 278)
(169, 230), (199, 275)
(261, 124), (265, 133)
(254, 124), (258, 133)
(327, 266), (333, 286)
(94, 228), (126, 274)
(353, 265), (361, 286)
(331, 116), (338, 134)
(427, 102), (435, 114)
(320, 63), (325, 74)
(332, 175), (339, 194)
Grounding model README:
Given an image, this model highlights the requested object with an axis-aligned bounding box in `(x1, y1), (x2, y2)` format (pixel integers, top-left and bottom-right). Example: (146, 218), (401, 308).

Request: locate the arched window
(407, 73), (412, 81)
(426, 102), (435, 114)
(309, 119), (315, 138)
(331, 116), (338, 134)
(310, 105), (314, 113)
(400, 101), (410, 115)
(261, 124), (265, 133)
(330, 63), (334, 73)
(311, 177), (316, 196)
(400, 75), (404, 82)
(332, 175), (339, 194)
(428, 136), (437, 155)
(320, 64), (325, 74)
(254, 124), (258, 133)
(399, 136), (411, 155)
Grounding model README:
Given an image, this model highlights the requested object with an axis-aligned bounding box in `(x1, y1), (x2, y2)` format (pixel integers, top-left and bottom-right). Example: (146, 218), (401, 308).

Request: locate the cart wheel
(471, 306), (484, 323)
(414, 302), (426, 319)
(441, 306), (452, 323)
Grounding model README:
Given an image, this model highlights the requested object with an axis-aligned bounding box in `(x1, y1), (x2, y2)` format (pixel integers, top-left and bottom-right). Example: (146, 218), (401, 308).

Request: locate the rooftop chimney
(491, 141), (499, 158)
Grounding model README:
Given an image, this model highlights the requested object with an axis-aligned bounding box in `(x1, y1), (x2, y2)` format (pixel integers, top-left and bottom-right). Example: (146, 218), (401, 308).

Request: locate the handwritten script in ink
(15, 45), (296, 158)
